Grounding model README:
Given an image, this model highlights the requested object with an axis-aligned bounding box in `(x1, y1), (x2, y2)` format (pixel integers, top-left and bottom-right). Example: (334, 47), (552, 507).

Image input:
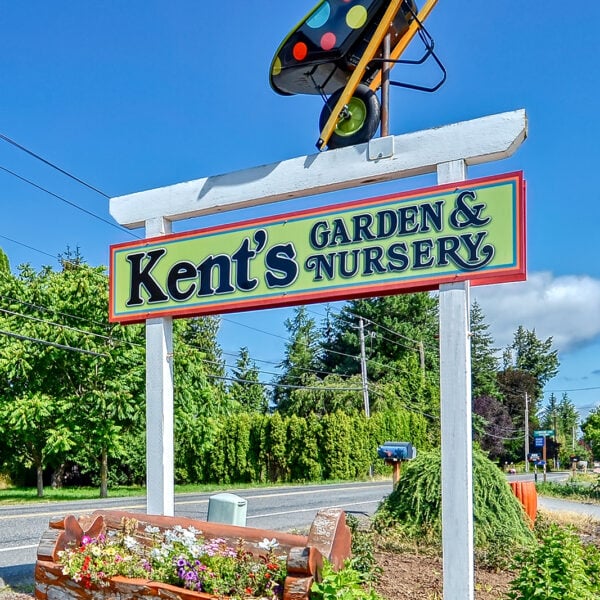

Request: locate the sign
(528, 453), (540, 462)
(533, 430), (554, 437)
(110, 172), (525, 323)
(534, 437), (544, 448)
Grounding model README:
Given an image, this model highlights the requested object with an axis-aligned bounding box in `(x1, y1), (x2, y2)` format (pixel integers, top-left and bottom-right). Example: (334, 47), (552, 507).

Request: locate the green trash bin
(207, 493), (247, 526)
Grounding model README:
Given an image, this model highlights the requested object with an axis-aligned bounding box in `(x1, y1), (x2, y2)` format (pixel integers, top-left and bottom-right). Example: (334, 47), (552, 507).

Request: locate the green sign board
(533, 430), (555, 437)
(110, 172), (526, 323)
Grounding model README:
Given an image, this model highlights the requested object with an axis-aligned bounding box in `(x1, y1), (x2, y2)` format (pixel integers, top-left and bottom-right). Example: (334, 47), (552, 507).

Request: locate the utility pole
(358, 318), (370, 418)
(524, 392), (529, 473)
(553, 412), (559, 469)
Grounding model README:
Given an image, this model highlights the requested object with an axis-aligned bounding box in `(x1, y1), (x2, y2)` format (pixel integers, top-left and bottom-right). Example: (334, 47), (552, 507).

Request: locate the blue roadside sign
(534, 437), (544, 447)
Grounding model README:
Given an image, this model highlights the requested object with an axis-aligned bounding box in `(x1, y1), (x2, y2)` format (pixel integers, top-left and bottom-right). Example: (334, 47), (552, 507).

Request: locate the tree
(229, 347), (268, 413)
(321, 294), (438, 380)
(273, 306), (323, 413)
(557, 393), (579, 452)
(179, 316), (226, 388)
(278, 373), (364, 417)
(504, 326), (559, 402)
(470, 301), (500, 399)
(581, 408), (600, 460)
(472, 395), (515, 459)
(0, 392), (74, 496)
(0, 258), (148, 496)
(496, 368), (538, 461)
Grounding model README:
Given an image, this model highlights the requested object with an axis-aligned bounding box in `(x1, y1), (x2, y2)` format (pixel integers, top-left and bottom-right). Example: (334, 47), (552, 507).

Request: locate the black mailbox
(377, 441), (416, 462)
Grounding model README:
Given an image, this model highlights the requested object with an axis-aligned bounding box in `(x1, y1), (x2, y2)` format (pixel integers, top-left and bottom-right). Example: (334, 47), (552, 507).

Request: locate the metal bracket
(368, 135), (394, 161)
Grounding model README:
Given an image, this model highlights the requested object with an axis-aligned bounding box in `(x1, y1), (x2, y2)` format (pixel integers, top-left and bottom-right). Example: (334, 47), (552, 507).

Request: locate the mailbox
(377, 441), (416, 462)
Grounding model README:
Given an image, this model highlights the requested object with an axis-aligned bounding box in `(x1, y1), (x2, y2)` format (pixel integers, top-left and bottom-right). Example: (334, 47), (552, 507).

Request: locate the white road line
(246, 499), (380, 519)
(0, 544), (37, 553)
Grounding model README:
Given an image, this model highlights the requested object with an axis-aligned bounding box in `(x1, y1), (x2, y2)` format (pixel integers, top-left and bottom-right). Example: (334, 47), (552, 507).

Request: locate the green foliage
(311, 560), (384, 600)
(281, 373), (364, 417)
(373, 447), (534, 554)
(266, 412), (289, 481)
(504, 326), (559, 402)
(508, 523), (599, 599)
(535, 479), (600, 502)
(345, 514), (382, 585)
(470, 300), (500, 399)
(229, 347), (268, 413)
(582, 407), (600, 460)
(321, 294), (439, 381)
(320, 412), (354, 480)
(273, 306), (323, 413)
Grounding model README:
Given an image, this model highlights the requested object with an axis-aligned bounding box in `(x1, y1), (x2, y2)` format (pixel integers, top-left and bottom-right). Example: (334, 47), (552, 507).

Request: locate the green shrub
(345, 514), (382, 585)
(508, 523), (599, 599)
(311, 560), (383, 600)
(373, 447), (534, 559)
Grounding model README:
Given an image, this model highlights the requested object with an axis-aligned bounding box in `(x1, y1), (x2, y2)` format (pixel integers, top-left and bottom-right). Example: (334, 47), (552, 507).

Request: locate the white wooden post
(437, 160), (474, 600)
(145, 217), (175, 516)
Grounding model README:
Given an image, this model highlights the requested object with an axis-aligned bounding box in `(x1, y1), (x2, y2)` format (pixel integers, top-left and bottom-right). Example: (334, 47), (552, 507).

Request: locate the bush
(373, 447), (534, 559)
(508, 523), (600, 599)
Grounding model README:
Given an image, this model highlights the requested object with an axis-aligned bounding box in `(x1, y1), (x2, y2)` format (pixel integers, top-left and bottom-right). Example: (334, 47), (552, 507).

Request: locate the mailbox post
(377, 442), (416, 487)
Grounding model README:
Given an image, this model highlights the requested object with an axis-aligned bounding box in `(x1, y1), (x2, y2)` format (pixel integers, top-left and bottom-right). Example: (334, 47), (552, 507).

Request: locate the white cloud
(471, 272), (600, 353)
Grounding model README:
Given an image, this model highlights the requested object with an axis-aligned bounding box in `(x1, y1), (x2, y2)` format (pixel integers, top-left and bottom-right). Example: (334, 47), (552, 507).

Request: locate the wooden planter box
(35, 507), (351, 600)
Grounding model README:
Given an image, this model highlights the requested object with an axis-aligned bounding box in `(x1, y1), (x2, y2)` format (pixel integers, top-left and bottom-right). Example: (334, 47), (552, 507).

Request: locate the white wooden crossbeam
(110, 110), (526, 228)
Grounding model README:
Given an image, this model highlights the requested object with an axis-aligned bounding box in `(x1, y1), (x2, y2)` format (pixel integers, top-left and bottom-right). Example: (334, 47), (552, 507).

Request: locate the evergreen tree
(229, 346), (268, 413)
(179, 316), (226, 384)
(272, 306), (323, 413)
(557, 393), (579, 447)
(321, 294), (438, 381)
(470, 300), (500, 399)
(505, 326), (559, 402)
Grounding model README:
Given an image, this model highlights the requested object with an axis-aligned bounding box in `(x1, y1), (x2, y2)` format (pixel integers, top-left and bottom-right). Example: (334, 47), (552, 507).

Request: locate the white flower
(144, 525), (160, 534)
(258, 537), (279, 551)
(124, 535), (138, 550)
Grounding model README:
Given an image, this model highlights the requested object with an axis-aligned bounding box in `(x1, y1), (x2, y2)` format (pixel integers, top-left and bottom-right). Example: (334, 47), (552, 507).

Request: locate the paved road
(0, 481), (392, 586)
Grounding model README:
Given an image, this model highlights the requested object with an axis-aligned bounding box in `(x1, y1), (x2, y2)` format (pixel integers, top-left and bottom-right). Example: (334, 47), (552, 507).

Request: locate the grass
(536, 474), (600, 504)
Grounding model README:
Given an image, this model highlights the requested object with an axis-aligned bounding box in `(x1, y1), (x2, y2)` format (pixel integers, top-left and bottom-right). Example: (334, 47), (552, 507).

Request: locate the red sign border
(109, 171), (526, 323)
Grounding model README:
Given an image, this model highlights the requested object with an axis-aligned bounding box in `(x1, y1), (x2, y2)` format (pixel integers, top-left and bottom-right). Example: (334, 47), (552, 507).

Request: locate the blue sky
(0, 2), (598, 420)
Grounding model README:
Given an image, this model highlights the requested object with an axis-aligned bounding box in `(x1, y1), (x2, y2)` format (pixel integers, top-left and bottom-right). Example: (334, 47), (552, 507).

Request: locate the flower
(258, 538), (279, 551)
(58, 517), (287, 599)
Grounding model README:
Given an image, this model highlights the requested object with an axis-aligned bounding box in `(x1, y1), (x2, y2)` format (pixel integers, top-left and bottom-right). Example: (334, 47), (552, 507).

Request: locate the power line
(201, 373), (363, 393)
(546, 386), (600, 393)
(222, 315), (361, 364)
(0, 164), (139, 239)
(0, 234), (60, 262)
(0, 132), (111, 198)
(0, 293), (112, 331)
(0, 328), (107, 357)
(0, 306), (121, 347)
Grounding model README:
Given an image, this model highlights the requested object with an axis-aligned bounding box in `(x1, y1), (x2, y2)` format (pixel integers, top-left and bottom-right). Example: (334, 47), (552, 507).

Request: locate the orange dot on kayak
(293, 41), (308, 61)
(321, 32), (336, 51)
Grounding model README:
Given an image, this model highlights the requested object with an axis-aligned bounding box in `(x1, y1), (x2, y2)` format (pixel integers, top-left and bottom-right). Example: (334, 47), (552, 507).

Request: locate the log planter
(35, 507), (352, 600)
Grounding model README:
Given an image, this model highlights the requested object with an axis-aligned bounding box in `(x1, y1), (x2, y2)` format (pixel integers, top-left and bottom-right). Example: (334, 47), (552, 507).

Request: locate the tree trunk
(36, 463), (44, 498)
(51, 463), (66, 489)
(100, 447), (108, 498)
